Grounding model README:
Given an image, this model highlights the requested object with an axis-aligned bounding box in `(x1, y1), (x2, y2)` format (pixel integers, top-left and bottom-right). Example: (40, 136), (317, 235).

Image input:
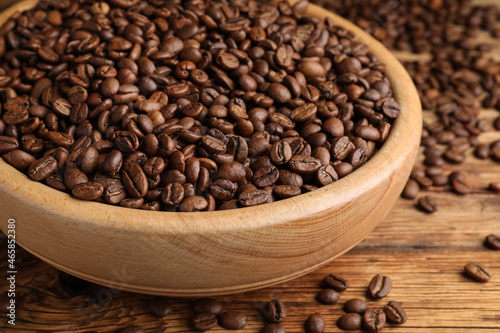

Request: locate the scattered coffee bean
(193, 313), (218, 331)
(316, 288), (339, 304)
(464, 263), (491, 282)
(193, 298), (222, 315)
(485, 234), (500, 250)
(262, 299), (286, 323)
(260, 323), (286, 333)
(149, 298), (173, 318)
(417, 196), (438, 213)
(324, 273), (349, 292)
(368, 274), (392, 299)
(344, 298), (367, 314)
(337, 313), (362, 331)
(363, 308), (386, 332)
(401, 179), (419, 199)
(219, 311), (247, 330)
(383, 301), (407, 324)
(305, 313), (325, 333)
(489, 182), (500, 192)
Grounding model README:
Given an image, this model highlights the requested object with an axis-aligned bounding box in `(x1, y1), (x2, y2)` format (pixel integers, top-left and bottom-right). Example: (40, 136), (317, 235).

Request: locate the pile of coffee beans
(0, 0), (400, 212)
(314, 0), (500, 214)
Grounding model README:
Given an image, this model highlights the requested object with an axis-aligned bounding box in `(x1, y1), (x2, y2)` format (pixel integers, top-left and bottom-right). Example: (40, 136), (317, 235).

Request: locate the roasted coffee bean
(452, 178), (472, 194)
(324, 273), (349, 292)
(72, 182), (104, 201)
(122, 163), (148, 198)
(316, 288), (339, 304)
(289, 155), (321, 174)
(383, 301), (407, 324)
(485, 234), (500, 250)
(337, 313), (362, 331)
(239, 189), (269, 207)
(344, 298), (367, 314)
(149, 298), (173, 318)
(193, 298), (222, 315)
(0, 135), (19, 153)
(316, 164), (338, 186)
(489, 182), (500, 192)
(192, 313), (217, 331)
(418, 195), (438, 213)
(64, 167), (89, 191)
(260, 324), (286, 333)
(104, 184), (127, 205)
(209, 179), (237, 201)
(262, 299), (286, 323)
(368, 274), (392, 298)
(305, 313), (325, 333)
(218, 162), (246, 182)
(28, 155), (57, 181)
(401, 179), (419, 199)
(270, 140), (292, 165)
(464, 263), (491, 282)
(179, 196), (208, 212)
(363, 308), (386, 332)
(219, 311), (247, 330)
(2, 150), (35, 171)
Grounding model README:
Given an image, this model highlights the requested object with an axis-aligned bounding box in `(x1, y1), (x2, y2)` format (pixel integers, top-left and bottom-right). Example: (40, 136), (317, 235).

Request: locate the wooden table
(1, 0), (500, 332)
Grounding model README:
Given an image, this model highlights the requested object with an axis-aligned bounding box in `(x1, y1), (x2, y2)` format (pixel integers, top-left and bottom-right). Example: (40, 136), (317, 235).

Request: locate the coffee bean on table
(337, 313), (362, 330)
(452, 178), (472, 194)
(324, 273), (349, 292)
(464, 263), (491, 282)
(488, 182), (500, 192)
(344, 298), (367, 314)
(401, 179), (419, 199)
(193, 298), (222, 315)
(262, 299), (286, 323)
(316, 288), (339, 304)
(193, 313), (218, 331)
(485, 234), (500, 250)
(417, 195), (438, 213)
(368, 274), (392, 298)
(219, 311), (247, 330)
(149, 298), (173, 318)
(383, 301), (407, 324)
(305, 313), (325, 333)
(363, 308), (386, 332)
(260, 323), (286, 333)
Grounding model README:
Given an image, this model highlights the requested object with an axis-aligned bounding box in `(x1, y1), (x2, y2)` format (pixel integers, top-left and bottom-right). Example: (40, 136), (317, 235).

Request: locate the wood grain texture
(1, 0), (500, 332)
(0, 0), (421, 296)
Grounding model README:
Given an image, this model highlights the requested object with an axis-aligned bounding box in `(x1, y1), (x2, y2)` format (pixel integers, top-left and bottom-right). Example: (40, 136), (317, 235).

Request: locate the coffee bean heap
(315, 0), (500, 214)
(0, 0), (400, 212)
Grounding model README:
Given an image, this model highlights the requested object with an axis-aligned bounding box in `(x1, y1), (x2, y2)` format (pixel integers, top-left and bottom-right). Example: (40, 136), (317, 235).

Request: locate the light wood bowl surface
(0, 0), (421, 296)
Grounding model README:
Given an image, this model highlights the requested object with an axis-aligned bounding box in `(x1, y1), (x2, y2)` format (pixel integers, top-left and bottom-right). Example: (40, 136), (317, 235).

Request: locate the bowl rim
(0, 0), (422, 234)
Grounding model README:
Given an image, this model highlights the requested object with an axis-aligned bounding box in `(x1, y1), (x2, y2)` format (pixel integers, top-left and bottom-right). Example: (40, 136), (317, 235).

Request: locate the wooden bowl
(0, 0), (421, 296)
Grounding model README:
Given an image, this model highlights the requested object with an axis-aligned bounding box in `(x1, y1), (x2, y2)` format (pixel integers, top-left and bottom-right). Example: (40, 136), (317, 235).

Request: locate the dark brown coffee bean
(418, 195), (438, 213)
(368, 274), (392, 299)
(64, 167), (88, 191)
(122, 163), (148, 198)
(268, 83), (292, 104)
(363, 308), (386, 332)
(2, 150), (35, 171)
(401, 179), (419, 199)
(452, 178), (472, 194)
(104, 184), (127, 205)
(103, 150), (123, 176)
(291, 103), (317, 122)
(344, 298), (367, 314)
(337, 313), (362, 331)
(316, 164), (338, 186)
(260, 324), (286, 333)
(149, 298), (173, 318)
(0, 136), (19, 153)
(383, 301), (407, 324)
(324, 273), (349, 292)
(489, 182), (500, 192)
(316, 288), (339, 304)
(209, 179), (237, 201)
(253, 165), (279, 188)
(305, 313), (325, 333)
(270, 140), (292, 165)
(193, 298), (222, 315)
(179, 196), (208, 212)
(28, 155), (57, 181)
(218, 162), (246, 182)
(193, 313), (217, 331)
(297, 61), (326, 78)
(72, 182), (104, 201)
(485, 234), (500, 250)
(464, 263), (491, 282)
(262, 299), (286, 323)
(289, 155), (321, 174)
(219, 311), (247, 330)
